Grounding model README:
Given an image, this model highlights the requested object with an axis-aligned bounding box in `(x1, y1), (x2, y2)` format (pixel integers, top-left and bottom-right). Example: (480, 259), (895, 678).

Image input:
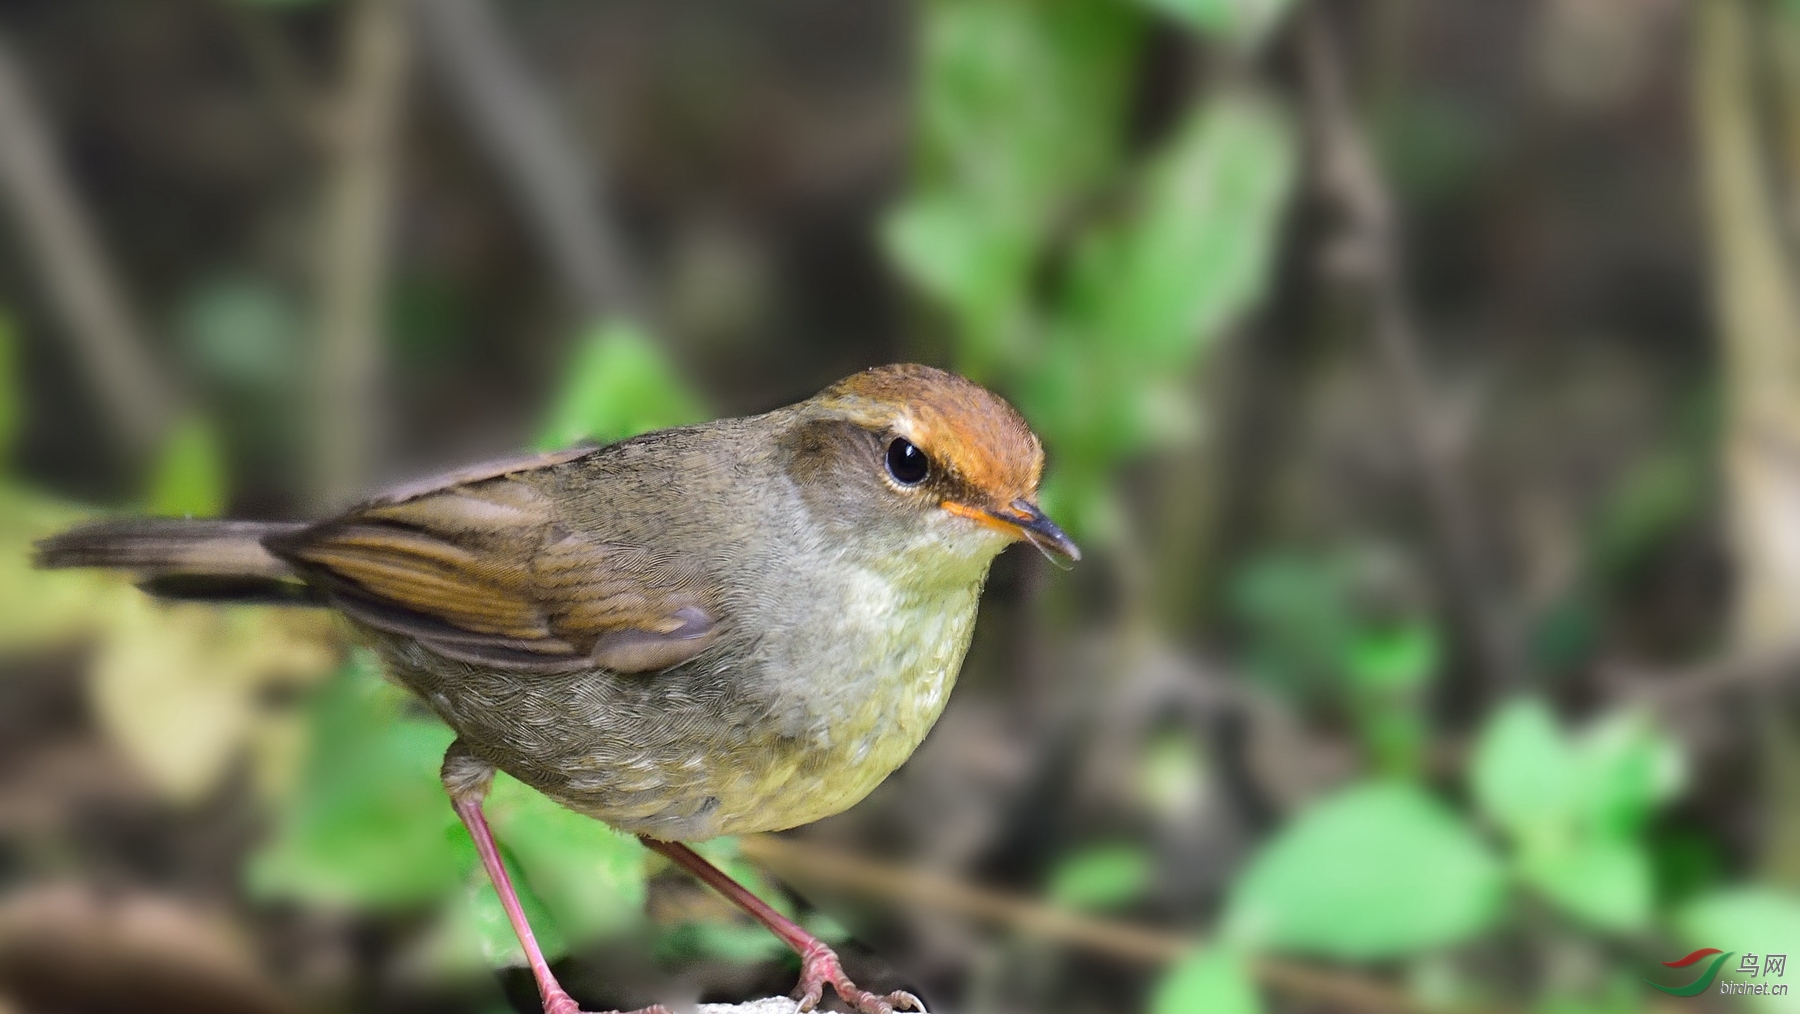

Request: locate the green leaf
(1134, 0), (1295, 47)
(656, 918), (788, 966)
(1472, 698), (1576, 844)
(1062, 93), (1297, 369)
(1151, 947), (1263, 1014)
(250, 653), (651, 970)
(249, 653), (462, 908)
(145, 415), (229, 518)
(880, 193), (1033, 371)
(1536, 969), (1657, 1014)
(1226, 551), (1356, 695)
(915, 0), (1140, 220)
(1574, 710), (1684, 839)
(1472, 700), (1682, 931)
(1519, 836), (1653, 933)
(654, 839), (793, 965)
(1224, 782), (1505, 959)
(462, 848), (569, 968)
(1017, 93), (1295, 530)
(897, 0), (1142, 378)
(1345, 621), (1440, 693)
(535, 319), (706, 450)
(1678, 887), (1800, 1010)
(485, 773), (646, 944)
(1047, 844), (1152, 912)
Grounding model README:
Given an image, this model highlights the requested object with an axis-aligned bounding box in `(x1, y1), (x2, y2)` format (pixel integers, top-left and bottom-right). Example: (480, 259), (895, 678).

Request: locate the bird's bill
(941, 499), (1081, 562)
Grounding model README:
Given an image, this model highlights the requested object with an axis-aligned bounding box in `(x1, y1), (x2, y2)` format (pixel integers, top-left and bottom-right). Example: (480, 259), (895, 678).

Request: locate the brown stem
(737, 833), (1512, 1014)
(1297, 10), (1520, 693)
(412, 0), (647, 324)
(1693, 0), (1800, 887)
(307, 0), (411, 509)
(0, 31), (174, 458)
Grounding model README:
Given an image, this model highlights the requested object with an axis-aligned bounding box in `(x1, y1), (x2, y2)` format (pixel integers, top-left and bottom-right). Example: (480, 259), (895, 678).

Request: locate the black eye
(885, 437), (930, 486)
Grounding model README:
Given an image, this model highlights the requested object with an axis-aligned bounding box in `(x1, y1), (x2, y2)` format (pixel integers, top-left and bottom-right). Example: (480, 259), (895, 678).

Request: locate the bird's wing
(266, 449), (718, 674)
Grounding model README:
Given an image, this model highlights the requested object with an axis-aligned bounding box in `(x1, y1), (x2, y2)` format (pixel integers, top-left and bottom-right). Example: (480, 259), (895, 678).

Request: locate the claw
(792, 941), (926, 1014)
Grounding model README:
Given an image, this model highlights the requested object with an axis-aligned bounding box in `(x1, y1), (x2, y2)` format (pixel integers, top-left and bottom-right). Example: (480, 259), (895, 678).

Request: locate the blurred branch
(308, 0), (411, 508)
(1694, 0), (1800, 647)
(0, 31), (174, 458)
(1694, 0), (1800, 885)
(1297, 12), (1520, 693)
(1606, 640), (1800, 713)
(412, 0), (648, 323)
(740, 834), (1508, 1014)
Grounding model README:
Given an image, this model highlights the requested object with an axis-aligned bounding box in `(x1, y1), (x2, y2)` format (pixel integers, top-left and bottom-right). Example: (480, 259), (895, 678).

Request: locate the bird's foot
(544, 988), (672, 1014)
(792, 941), (924, 1014)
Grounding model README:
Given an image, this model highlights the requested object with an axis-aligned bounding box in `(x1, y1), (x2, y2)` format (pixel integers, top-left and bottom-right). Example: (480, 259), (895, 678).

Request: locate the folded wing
(266, 450), (718, 674)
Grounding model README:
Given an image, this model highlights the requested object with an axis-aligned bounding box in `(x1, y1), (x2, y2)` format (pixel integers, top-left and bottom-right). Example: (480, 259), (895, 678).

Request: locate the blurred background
(1, 0), (1797, 1012)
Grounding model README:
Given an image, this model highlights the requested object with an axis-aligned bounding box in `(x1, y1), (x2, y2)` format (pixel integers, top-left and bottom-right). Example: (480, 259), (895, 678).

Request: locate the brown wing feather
(266, 451), (718, 674)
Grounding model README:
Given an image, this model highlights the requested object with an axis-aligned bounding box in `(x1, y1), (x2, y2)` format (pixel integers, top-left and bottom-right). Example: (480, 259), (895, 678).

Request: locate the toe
(792, 979), (826, 1013)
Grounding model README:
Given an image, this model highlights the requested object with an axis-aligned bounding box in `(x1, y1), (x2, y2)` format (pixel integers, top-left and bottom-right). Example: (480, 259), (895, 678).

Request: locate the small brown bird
(35, 363), (1077, 1014)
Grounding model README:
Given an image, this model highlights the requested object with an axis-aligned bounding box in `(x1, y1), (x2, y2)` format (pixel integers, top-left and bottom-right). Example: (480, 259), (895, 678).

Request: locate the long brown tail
(34, 518), (323, 604)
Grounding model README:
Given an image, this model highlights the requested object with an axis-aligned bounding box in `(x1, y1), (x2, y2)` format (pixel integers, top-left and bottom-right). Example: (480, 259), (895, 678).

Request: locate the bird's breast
(716, 561), (985, 833)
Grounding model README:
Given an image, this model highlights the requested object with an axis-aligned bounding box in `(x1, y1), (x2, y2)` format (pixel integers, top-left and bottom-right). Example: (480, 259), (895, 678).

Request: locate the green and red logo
(1645, 948), (1735, 997)
(1647, 948), (1789, 997)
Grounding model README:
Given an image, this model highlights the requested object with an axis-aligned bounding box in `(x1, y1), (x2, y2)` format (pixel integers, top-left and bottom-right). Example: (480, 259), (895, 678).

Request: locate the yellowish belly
(700, 590), (979, 836)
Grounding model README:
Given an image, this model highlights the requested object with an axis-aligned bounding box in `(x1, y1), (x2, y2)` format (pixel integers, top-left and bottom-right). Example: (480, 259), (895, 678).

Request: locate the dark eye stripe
(885, 438), (929, 485)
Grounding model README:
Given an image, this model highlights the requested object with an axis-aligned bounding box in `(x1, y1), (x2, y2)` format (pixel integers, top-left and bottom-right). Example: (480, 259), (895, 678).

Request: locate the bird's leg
(442, 744), (671, 1014)
(638, 837), (924, 1014)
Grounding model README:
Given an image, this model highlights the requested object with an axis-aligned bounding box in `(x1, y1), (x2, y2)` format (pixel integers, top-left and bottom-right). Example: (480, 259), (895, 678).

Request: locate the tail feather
(34, 519), (318, 605)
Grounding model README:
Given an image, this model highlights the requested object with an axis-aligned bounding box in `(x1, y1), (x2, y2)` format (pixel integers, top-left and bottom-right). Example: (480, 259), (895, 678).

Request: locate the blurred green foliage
(1132, 0), (1294, 46)
(176, 274), (305, 397)
(1047, 843), (1154, 912)
(885, 0), (1295, 538)
(3, 1), (1793, 1011)
(1225, 782), (1506, 959)
(1679, 889), (1800, 1012)
(146, 416), (229, 519)
(535, 318), (707, 452)
(1472, 700), (1682, 933)
(251, 652), (646, 968)
(1230, 548), (1439, 775)
(251, 652), (466, 909)
(1151, 947), (1262, 1014)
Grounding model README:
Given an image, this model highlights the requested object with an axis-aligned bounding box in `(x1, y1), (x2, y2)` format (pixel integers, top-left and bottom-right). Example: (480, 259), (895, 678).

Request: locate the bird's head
(783, 364), (1078, 573)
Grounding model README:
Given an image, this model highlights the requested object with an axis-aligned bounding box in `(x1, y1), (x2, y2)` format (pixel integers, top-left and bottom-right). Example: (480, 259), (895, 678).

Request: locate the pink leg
(639, 837), (924, 1014)
(448, 784), (670, 1014)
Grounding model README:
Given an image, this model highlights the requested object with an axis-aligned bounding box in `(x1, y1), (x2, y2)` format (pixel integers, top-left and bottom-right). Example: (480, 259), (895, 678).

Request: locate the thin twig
(738, 834), (1510, 1014)
(411, 0), (647, 323)
(0, 31), (174, 457)
(308, 0), (411, 508)
(1607, 640), (1800, 714)
(1298, 12), (1521, 693)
